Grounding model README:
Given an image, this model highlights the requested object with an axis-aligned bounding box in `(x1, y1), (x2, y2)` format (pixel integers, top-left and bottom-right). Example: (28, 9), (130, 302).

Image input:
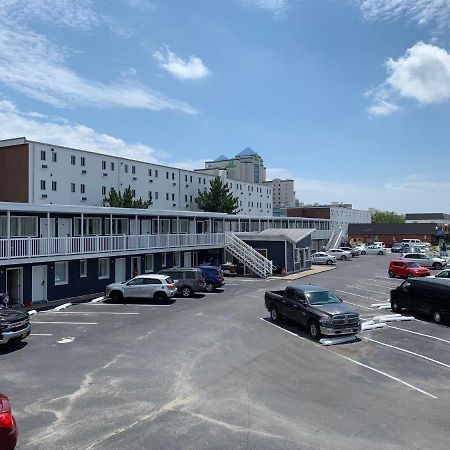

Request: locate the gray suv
(158, 268), (205, 297)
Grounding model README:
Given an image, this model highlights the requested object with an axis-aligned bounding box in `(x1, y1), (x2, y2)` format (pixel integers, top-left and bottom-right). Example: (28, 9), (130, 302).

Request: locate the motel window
(161, 253), (167, 267)
(0, 216), (38, 238)
(160, 219), (170, 234)
(190, 176), (192, 182)
(132, 166), (136, 174)
(105, 218), (129, 235)
(52, 153), (57, 163)
(111, 162), (115, 171)
(132, 189), (136, 197)
(40, 180), (46, 190)
(166, 193), (169, 201)
(71, 155), (76, 165)
(40, 150), (46, 161)
(155, 169), (158, 177)
(52, 181), (57, 191)
(102, 160), (106, 170)
(80, 184), (85, 194)
(179, 219), (189, 234)
(81, 157), (86, 167)
(185, 175), (188, 182)
(55, 261), (69, 286)
(155, 192), (158, 200)
(173, 251), (180, 267)
(145, 254), (154, 273)
(98, 258), (110, 279)
(166, 171), (169, 179)
(80, 260), (87, 278)
(171, 194), (175, 201)
(172, 173), (175, 180)
(74, 217), (102, 236)
(71, 183), (76, 193)
(148, 168), (152, 176)
(102, 186), (106, 196)
(124, 164), (128, 173)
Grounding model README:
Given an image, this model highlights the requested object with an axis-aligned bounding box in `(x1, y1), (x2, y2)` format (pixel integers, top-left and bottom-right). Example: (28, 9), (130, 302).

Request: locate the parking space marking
(87, 303), (173, 307)
(357, 281), (394, 289)
(367, 278), (399, 285)
(30, 333), (53, 336)
(335, 290), (379, 304)
(346, 285), (390, 295)
(31, 321), (98, 325)
(260, 318), (437, 399)
(386, 326), (450, 344)
(339, 300), (374, 311)
(363, 337), (450, 369)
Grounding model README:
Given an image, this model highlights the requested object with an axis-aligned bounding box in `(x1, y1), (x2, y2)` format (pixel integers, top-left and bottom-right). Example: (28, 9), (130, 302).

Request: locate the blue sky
(1, 0), (450, 212)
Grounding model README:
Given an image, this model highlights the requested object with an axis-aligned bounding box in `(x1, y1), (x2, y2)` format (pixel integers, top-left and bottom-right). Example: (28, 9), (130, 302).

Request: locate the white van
(401, 239), (422, 246)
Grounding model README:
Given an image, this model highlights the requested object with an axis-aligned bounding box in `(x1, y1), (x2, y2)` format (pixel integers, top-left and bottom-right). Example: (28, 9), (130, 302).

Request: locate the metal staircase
(326, 229), (344, 250)
(325, 230), (336, 250)
(224, 232), (276, 278)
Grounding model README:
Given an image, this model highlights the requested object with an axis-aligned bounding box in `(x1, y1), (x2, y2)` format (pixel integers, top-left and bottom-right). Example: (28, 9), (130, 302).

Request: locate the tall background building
(263, 178), (296, 208)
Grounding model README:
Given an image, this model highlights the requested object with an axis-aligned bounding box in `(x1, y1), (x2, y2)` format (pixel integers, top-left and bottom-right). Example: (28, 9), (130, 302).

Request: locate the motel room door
(32, 265), (47, 304)
(115, 258), (126, 283)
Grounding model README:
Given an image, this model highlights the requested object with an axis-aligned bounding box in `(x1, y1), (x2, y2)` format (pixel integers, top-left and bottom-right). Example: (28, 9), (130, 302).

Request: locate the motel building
(0, 202), (332, 307)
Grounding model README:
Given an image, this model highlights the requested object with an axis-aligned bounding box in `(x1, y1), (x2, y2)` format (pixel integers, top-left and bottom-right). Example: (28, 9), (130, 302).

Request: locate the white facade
(263, 178), (296, 208)
(329, 206), (372, 236)
(3, 138), (273, 216)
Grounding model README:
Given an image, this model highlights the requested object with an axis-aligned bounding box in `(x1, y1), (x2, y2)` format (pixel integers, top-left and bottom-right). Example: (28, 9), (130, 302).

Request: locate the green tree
(103, 186), (152, 209)
(371, 211), (405, 224)
(195, 177), (239, 214)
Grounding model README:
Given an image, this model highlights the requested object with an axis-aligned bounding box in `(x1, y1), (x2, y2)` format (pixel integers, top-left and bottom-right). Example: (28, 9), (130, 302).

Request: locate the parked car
(198, 265), (225, 292)
(327, 248), (353, 260)
(105, 274), (177, 302)
(311, 252), (337, 265)
(401, 239), (423, 246)
(390, 278), (450, 324)
(0, 394), (17, 450)
(428, 269), (450, 279)
(400, 245), (425, 254)
(360, 245), (387, 256)
(340, 246), (360, 257)
(158, 268), (205, 297)
(373, 241), (386, 248)
(400, 253), (447, 270)
(265, 284), (361, 340)
(0, 296), (31, 347)
(388, 260), (430, 278)
(354, 243), (367, 252)
(391, 243), (403, 253)
(220, 263), (237, 277)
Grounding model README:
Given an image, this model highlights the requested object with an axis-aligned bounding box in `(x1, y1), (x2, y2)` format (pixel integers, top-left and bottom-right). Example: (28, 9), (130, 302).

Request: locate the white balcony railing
(0, 233), (225, 260)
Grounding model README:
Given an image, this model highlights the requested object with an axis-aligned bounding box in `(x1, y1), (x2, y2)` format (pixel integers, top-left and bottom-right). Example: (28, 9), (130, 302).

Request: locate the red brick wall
(0, 144), (29, 202)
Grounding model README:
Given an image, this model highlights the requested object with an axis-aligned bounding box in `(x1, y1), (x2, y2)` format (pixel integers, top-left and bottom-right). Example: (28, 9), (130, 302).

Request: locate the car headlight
(320, 316), (332, 324)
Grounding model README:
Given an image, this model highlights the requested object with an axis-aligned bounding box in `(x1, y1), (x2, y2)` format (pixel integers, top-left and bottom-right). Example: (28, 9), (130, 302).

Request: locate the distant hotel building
(263, 178), (296, 208)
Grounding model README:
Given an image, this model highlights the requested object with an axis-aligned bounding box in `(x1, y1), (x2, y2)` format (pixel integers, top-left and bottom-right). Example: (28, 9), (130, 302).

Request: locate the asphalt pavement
(1, 254), (450, 450)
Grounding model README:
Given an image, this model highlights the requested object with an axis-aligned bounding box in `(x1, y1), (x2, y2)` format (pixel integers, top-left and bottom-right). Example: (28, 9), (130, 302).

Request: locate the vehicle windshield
(165, 277), (174, 284)
(405, 262), (420, 268)
(307, 291), (341, 305)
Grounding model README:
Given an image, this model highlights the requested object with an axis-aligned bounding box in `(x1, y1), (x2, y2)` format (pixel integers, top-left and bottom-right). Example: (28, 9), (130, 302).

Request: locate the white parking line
(362, 337), (450, 369)
(87, 303), (173, 307)
(46, 311), (140, 315)
(346, 285), (390, 295)
(260, 318), (437, 399)
(339, 300), (374, 311)
(358, 281), (394, 289)
(386, 326), (450, 344)
(367, 278), (399, 285)
(335, 290), (379, 304)
(30, 333), (53, 336)
(31, 321), (98, 325)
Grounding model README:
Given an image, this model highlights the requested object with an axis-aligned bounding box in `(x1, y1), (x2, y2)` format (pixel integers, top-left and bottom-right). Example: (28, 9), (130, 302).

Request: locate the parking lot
(1, 254), (450, 449)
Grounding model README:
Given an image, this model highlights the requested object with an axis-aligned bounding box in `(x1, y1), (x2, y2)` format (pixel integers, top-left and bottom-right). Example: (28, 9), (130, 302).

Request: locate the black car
(390, 278), (450, 324)
(391, 243), (403, 253)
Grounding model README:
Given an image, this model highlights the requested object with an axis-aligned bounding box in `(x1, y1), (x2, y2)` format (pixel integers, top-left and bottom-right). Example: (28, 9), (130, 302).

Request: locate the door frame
(115, 257), (126, 283)
(32, 265), (48, 304)
(131, 256), (141, 278)
(6, 267), (23, 305)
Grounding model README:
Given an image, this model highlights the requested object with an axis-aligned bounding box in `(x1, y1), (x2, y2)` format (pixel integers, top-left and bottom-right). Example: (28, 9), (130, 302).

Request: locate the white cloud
(153, 45), (210, 81)
(0, 3), (195, 113)
(357, 0), (450, 29)
(367, 42), (450, 115)
(120, 67), (138, 77)
(241, 0), (289, 15)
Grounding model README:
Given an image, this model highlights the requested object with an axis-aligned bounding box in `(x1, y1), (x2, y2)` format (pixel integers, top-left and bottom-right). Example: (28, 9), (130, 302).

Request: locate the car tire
(433, 263), (443, 270)
(309, 320), (321, 340)
(180, 286), (193, 298)
(270, 305), (281, 323)
(391, 300), (401, 313)
(388, 271), (395, 278)
(205, 282), (215, 293)
(361, 251), (366, 255)
(154, 292), (167, 302)
(407, 273), (413, 278)
(378, 251), (384, 255)
(110, 291), (123, 303)
(341, 255), (347, 261)
(326, 260), (332, 265)
(432, 310), (442, 324)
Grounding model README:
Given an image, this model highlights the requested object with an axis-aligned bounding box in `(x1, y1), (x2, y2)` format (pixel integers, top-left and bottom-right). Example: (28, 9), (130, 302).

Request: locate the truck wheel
(110, 291), (123, 303)
(388, 271), (395, 278)
(154, 292), (167, 303)
(270, 306), (280, 323)
(433, 263), (443, 270)
(205, 282), (214, 293)
(341, 255), (347, 261)
(432, 310), (442, 324)
(391, 300), (401, 313)
(309, 320), (321, 340)
(180, 286), (193, 298)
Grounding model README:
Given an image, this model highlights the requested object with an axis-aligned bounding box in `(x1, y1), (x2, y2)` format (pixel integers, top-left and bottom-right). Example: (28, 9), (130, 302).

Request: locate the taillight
(219, 275), (224, 281)
(166, 284), (174, 289)
(197, 278), (204, 286)
(0, 412), (13, 428)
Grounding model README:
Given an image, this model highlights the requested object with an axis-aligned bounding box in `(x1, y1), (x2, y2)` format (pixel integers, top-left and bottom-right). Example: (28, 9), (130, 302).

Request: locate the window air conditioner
(41, 164), (47, 169)
(81, 197), (87, 201)
(81, 170), (87, 174)
(41, 194), (47, 198)
(133, 177), (137, 181)
(102, 172), (107, 177)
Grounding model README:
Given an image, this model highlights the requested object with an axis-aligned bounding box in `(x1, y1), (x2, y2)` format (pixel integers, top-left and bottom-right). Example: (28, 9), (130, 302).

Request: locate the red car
(0, 394), (17, 450)
(388, 260), (430, 278)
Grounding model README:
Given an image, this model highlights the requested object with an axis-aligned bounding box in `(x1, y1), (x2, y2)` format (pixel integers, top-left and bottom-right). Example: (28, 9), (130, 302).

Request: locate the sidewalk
(268, 264), (336, 281)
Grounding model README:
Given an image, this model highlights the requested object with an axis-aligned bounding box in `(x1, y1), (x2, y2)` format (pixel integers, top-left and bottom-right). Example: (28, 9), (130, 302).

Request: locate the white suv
(105, 274), (177, 302)
(400, 253), (447, 270)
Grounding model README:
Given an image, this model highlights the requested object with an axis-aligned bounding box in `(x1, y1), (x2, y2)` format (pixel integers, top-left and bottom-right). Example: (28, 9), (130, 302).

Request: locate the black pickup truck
(265, 284), (361, 340)
(0, 308), (31, 347)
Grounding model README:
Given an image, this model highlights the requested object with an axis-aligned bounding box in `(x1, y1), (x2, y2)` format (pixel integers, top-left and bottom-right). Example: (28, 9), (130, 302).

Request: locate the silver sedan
(311, 252), (337, 265)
